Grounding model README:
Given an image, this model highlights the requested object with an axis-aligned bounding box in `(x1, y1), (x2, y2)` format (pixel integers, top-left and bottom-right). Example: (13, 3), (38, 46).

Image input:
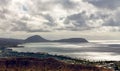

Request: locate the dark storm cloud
(104, 19), (120, 26)
(10, 21), (29, 31)
(85, 0), (120, 9)
(0, 9), (8, 19)
(56, 0), (77, 9)
(42, 14), (56, 26)
(89, 12), (109, 20)
(0, 0), (11, 19)
(11, 20), (51, 32)
(64, 12), (88, 27)
(27, 29), (50, 32)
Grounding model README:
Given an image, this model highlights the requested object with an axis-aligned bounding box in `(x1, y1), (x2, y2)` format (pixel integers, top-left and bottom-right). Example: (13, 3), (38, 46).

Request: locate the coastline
(0, 48), (119, 71)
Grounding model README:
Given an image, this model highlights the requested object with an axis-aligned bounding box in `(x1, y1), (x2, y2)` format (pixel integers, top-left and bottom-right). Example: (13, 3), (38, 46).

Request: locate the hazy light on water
(12, 42), (120, 61)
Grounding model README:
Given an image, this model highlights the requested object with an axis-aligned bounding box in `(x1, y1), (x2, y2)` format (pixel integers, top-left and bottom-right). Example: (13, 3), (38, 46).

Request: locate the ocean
(11, 40), (120, 61)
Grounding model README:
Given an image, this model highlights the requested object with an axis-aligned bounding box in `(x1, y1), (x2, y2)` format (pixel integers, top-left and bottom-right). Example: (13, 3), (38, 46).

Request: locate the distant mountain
(25, 35), (49, 42)
(0, 35), (88, 47)
(0, 38), (24, 47)
(25, 35), (88, 43)
(53, 38), (88, 43)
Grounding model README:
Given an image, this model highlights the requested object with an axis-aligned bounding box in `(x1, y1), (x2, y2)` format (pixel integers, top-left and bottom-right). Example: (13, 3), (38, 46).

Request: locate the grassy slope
(0, 51), (114, 71)
(0, 58), (112, 71)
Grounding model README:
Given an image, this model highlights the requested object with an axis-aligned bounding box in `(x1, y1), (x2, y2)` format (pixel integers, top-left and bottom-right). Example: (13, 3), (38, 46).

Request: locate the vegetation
(0, 58), (112, 71)
(0, 50), (116, 71)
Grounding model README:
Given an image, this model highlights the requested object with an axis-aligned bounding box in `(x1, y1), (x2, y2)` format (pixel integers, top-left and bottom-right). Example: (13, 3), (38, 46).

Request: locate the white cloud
(0, 0), (120, 34)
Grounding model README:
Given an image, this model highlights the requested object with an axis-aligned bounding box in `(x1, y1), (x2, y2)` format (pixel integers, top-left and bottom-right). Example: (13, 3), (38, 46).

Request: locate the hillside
(0, 58), (112, 71)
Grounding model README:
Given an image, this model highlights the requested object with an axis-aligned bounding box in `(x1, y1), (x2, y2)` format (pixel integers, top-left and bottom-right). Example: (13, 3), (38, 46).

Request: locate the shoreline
(0, 49), (119, 71)
(0, 57), (112, 71)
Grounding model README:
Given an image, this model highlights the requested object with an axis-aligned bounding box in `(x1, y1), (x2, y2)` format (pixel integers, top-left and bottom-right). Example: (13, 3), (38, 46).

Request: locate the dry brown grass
(0, 58), (112, 71)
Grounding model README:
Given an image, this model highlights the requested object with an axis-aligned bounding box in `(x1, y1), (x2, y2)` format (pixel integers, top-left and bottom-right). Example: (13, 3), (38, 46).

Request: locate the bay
(11, 42), (120, 61)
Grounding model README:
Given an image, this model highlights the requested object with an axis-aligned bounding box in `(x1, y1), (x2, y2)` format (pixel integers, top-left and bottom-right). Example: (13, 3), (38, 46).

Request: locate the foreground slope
(0, 58), (112, 71)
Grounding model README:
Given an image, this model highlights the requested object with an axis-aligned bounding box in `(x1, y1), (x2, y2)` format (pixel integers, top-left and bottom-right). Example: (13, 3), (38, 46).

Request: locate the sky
(0, 0), (120, 40)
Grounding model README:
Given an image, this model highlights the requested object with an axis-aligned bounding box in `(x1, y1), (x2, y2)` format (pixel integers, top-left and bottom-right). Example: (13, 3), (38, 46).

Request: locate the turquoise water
(12, 42), (120, 61)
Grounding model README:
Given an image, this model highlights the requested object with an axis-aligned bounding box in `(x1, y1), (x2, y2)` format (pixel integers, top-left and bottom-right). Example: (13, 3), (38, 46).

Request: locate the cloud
(63, 12), (90, 31)
(0, 0), (120, 33)
(42, 14), (56, 26)
(0, 0), (10, 6)
(56, 0), (78, 10)
(85, 0), (120, 9)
